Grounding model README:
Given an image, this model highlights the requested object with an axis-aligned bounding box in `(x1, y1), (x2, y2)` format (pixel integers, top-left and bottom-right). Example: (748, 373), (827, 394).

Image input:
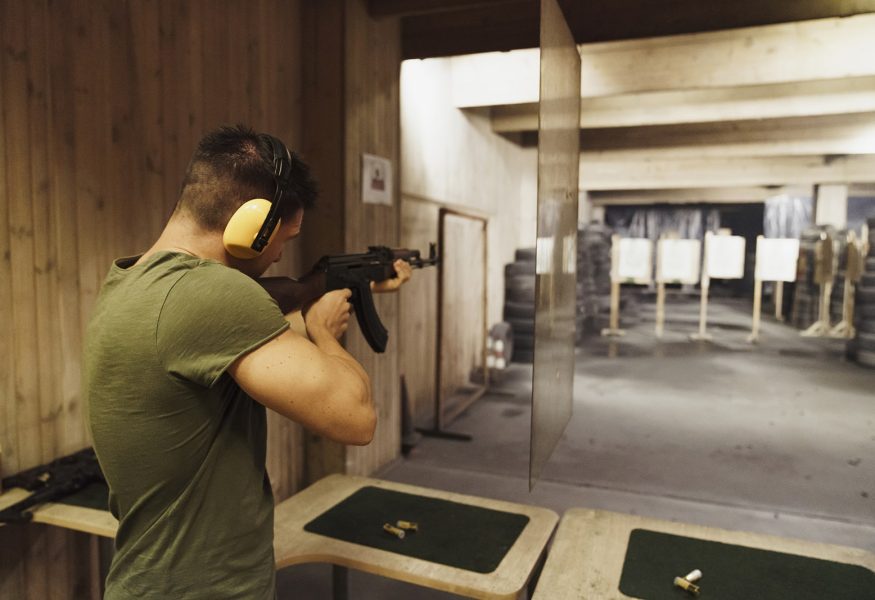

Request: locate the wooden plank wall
(0, 1), (305, 597)
(343, 0), (403, 476)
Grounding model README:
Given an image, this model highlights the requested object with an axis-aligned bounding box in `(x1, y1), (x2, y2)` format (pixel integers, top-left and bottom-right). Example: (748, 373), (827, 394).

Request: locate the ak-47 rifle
(0, 448), (105, 524)
(259, 244), (439, 353)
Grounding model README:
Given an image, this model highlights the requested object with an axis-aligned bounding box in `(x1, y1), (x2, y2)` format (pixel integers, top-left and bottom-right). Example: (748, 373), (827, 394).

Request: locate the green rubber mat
(619, 528), (875, 599)
(303, 486), (529, 573)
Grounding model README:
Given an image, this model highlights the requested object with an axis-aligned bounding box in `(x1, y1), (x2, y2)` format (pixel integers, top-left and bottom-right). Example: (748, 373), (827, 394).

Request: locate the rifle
(259, 244), (439, 353)
(0, 448), (105, 524)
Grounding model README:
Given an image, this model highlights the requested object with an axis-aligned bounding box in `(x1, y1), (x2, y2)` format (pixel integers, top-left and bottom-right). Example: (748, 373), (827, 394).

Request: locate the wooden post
(774, 281), (784, 321)
(690, 232), (713, 341)
(748, 278), (762, 343)
(601, 280), (625, 337)
(656, 282), (666, 338)
(692, 277), (712, 340)
(748, 236), (764, 343)
(655, 235), (664, 337)
(601, 234), (625, 337)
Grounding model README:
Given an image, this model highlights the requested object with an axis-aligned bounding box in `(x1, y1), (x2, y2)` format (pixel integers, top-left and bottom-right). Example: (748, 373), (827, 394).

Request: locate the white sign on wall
(615, 238), (653, 283)
(755, 238), (800, 282)
(657, 239), (701, 284)
(705, 233), (746, 280)
(361, 153), (392, 206)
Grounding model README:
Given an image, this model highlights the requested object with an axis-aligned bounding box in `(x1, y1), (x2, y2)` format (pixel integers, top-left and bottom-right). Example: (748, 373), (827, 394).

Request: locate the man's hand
(304, 288), (352, 340)
(371, 259), (413, 293)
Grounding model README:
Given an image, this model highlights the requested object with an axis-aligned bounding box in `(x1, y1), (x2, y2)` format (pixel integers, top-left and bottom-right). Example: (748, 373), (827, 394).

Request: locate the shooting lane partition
(829, 232), (864, 339)
(801, 232), (836, 338)
(692, 231), (746, 341)
(602, 236), (654, 337)
(655, 237), (701, 337)
(748, 237), (800, 343)
(530, 0), (580, 490)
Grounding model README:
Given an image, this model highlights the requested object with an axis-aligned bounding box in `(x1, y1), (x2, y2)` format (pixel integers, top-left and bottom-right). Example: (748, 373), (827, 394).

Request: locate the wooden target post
(774, 281), (785, 321)
(655, 236), (701, 338)
(692, 230), (746, 341)
(829, 232), (863, 339)
(801, 232), (835, 338)
(601, 235), (653, 337)
(748, 236), (800, 343)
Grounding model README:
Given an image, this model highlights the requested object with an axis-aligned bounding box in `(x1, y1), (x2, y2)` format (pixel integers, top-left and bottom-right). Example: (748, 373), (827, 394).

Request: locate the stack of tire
(851, 217), (875, 369)
(576, 223), (613, 337)
(504, 248), (536, 363)
(790, 226), (833, 329)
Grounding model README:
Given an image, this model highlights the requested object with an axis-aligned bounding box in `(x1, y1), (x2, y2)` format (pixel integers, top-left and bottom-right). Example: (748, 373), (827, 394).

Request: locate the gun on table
(259, 244), (439, 353)
(0, 448), (105, 524)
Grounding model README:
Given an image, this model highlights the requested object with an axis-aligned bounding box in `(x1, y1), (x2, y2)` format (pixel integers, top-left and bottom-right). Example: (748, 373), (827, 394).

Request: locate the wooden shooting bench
(531, 508), (875, 600)
(274, 474), (559, 599)
(0, 483), (118, 538)
(1, 474), (559, 600)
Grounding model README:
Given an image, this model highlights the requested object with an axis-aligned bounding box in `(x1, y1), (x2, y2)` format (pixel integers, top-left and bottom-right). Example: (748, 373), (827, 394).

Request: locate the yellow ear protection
(223, 134), (292, 259)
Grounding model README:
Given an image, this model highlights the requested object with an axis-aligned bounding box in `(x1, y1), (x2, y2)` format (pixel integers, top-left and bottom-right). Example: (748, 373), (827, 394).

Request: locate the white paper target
(616, 238), (653, 283)
(755, 238), (799, 282)
(657, 239), (701, 284)
(705, 234), (746, 280)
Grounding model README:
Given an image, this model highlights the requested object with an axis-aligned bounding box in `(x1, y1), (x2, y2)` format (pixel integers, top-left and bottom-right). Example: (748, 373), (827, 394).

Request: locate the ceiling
(378, 0), (875, 200)
(368, 0), (875, 60)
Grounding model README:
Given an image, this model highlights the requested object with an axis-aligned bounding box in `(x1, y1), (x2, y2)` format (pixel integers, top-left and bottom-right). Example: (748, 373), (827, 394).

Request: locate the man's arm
(228, 289), (375, 446)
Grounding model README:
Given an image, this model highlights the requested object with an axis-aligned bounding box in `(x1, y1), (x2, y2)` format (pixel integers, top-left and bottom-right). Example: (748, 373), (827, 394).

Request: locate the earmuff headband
(251, 134), (291, 253)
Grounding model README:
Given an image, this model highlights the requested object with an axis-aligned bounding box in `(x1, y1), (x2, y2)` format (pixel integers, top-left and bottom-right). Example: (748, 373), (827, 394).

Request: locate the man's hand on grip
(304, 288), (352, 340)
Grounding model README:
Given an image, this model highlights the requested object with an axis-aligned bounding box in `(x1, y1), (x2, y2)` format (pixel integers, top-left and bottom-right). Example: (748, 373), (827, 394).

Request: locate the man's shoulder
(171, 258), (266, 297)
(161, 258), (281, 322)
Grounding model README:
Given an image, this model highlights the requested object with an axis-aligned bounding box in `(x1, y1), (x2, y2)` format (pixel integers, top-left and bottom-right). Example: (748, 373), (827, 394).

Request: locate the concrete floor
(277, 296), (875, 599)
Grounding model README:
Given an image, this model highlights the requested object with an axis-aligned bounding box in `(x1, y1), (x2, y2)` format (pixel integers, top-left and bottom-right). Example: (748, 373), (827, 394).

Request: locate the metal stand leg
(332, 565), (348, 600)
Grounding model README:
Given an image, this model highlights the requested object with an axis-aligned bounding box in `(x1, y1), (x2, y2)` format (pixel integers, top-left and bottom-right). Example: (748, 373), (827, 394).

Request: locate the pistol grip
(351, 283), (389, 353)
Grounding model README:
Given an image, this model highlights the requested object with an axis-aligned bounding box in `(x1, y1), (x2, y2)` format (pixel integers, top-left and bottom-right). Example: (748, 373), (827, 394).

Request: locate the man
(85, 125), (411, 598)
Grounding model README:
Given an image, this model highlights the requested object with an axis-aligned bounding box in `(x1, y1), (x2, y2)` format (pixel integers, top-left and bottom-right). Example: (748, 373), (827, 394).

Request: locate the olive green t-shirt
(85, 251), (289, 599)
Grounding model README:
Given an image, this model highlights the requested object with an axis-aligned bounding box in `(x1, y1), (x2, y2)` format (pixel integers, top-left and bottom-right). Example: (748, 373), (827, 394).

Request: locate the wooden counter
(274, 474), (559, 599)
(532, 508), (875, 599)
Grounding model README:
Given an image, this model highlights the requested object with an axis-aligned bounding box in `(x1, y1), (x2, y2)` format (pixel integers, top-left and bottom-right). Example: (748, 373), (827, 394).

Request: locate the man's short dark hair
(176, 124), (317, 231)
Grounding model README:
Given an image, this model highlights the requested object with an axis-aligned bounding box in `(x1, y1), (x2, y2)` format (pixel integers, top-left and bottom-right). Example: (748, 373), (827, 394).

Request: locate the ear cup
(223, 199), (282, 259)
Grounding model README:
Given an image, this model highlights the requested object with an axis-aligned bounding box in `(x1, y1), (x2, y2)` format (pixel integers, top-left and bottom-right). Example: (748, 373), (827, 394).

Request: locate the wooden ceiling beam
(574, 112), (875, 159)
(579, 14), (875, 97)
(454, 15), (875, 106)
(579, 155), (875, 190)
(491, 77), (875, 131)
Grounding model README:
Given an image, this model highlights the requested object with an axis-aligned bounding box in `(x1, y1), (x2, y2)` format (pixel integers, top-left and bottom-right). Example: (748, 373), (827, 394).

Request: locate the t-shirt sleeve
(156, 263), (290, 387)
